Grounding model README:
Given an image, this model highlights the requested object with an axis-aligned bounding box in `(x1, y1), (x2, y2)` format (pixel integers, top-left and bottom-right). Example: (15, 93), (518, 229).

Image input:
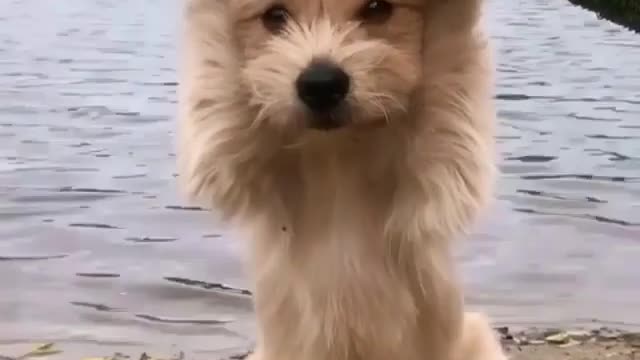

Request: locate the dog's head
(183, 0), (484, 133)
(234, 0), (424, 131)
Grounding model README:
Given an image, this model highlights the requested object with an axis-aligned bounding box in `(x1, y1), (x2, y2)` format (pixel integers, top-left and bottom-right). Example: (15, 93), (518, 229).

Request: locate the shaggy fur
(177, 0), (506, 360)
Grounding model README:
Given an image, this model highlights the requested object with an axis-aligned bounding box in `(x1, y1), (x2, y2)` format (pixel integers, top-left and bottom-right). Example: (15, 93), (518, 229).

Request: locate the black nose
(296, 61), (350, 113)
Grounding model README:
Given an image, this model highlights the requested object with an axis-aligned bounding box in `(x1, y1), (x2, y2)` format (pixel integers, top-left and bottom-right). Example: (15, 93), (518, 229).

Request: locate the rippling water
(1, 0), (639, 357)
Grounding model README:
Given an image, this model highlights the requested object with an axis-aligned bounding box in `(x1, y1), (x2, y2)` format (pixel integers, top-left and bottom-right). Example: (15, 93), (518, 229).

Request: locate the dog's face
(230, 0), (424, 131)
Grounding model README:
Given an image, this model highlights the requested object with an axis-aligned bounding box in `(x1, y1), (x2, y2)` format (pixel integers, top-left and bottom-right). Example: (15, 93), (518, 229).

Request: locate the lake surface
(1, 0), (639, 358)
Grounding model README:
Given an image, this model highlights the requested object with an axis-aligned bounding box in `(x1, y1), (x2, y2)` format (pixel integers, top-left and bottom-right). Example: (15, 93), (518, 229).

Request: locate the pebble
(567, 330), (591, 341)
(558, 339), (582, 348)
(545, 332), (570, 344)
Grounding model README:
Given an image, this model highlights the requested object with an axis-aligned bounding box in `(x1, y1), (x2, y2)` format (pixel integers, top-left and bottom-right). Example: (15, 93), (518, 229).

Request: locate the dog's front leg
(244, 348), (262, 360)
(456, 312), (507, 360)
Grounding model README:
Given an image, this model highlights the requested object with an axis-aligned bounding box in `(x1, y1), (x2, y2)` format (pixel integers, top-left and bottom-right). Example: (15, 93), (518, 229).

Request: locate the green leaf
(17, 343), (62, 359)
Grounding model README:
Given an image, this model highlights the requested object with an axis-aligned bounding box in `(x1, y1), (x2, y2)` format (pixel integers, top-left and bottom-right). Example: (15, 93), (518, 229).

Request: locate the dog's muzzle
(296, 60), (350, 130)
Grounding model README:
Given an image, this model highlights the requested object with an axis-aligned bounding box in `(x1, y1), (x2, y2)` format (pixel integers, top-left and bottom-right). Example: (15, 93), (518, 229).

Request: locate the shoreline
(1, 326), (638, 360)
(568, 0), (640, 33)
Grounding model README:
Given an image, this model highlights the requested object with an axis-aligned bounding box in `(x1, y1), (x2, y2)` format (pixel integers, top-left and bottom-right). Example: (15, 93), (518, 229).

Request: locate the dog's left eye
(262, 5), (290, 34)
(358, 0), (394, 24)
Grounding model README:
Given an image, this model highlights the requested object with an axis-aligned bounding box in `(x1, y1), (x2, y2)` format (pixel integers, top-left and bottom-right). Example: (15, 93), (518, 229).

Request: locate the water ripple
(0, 254), (68, 261)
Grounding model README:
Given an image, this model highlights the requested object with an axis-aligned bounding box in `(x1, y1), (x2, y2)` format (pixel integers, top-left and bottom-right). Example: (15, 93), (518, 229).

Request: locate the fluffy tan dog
(177, 1), (506, 360)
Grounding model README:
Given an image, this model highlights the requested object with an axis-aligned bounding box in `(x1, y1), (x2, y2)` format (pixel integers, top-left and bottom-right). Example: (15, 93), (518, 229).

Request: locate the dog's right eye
(358, 0), (394, 24)
(262, 5), (290, 34)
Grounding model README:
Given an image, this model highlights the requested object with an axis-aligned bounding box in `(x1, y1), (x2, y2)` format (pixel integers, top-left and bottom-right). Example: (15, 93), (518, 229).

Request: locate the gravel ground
(502, 327), (640, 360)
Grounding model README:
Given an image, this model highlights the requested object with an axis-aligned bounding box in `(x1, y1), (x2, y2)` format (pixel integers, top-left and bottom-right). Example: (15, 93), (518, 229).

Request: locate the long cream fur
(177, 0), (506, 360)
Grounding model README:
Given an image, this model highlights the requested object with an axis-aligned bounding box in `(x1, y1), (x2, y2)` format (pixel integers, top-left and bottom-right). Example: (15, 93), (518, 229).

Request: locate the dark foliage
(568, 0), (640, 32)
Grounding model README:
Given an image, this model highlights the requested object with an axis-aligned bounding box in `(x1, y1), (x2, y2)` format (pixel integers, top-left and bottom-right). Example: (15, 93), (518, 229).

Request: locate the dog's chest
(251, 142), (433, 359)
(265, 161), (423, 358)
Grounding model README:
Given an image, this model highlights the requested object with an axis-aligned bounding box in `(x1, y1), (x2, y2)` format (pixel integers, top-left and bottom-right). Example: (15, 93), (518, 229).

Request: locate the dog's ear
(423, 0), (485, 35)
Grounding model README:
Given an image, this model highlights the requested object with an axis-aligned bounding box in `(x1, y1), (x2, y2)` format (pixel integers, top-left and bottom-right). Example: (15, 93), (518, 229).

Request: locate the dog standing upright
(177, 0), (506, 360)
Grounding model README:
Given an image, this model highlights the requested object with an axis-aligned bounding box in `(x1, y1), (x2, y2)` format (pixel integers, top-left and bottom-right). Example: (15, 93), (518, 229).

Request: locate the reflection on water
(0, 0), (639, 356)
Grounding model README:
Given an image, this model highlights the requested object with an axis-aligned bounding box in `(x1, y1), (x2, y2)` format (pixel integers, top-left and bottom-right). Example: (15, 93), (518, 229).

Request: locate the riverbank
(568, 0), (640, 32)
(1, 327), (638, 360)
